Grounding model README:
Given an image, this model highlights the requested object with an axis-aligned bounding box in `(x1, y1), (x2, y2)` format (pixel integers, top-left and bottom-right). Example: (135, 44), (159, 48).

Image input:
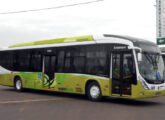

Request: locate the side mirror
(137, 53), (142, 61)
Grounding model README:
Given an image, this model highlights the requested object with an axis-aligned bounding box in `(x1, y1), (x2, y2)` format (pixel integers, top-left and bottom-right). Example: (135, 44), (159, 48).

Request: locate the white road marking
(0, 98), (66, 104)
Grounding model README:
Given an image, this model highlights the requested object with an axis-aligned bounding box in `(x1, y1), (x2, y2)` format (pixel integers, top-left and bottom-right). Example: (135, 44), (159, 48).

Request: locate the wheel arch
(13, 75), (22, 86)
(85, 79), (102, 95)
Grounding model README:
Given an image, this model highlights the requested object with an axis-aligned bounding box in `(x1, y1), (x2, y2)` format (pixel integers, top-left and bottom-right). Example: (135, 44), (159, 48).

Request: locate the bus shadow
(3, 88), (164, 107)
(102, 98), (163, 107)
(4, 88), (87, 100)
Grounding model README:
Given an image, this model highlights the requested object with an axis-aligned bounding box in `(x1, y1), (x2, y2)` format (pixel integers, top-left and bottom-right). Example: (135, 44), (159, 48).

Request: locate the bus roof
(9, 35), (94, 48)
(0, 34), (157, 51)
(103, 34), (156, 46)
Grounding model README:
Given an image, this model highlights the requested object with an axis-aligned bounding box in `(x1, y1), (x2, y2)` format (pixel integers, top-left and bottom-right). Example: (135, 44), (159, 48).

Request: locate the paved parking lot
(0, 85), (165, 120)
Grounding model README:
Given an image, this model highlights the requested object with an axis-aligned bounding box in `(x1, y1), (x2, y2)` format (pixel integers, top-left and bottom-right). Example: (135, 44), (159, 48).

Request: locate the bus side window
(73, 56), (85, 73)
(30, 51), (42, 72)
(85, 45), (108, 76)
(0, 52), (13, 71)
(72, 47), (86, 73)
(62, 47), (86, 73)
(57, 50), (65, 73)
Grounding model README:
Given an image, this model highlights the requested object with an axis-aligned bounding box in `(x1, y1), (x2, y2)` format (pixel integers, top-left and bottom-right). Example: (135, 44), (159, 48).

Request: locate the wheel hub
(16, 80), (21, 90)
(90, 85), (100, 98)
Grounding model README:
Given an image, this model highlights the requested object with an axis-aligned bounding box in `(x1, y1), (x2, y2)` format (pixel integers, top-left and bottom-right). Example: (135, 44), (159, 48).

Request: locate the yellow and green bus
(0, 34), (165, 101)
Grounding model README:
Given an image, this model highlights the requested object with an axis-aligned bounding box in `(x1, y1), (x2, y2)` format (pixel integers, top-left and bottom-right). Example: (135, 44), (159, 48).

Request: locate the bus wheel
(14, 77), (23, 92)
(87, 82), (102, 101)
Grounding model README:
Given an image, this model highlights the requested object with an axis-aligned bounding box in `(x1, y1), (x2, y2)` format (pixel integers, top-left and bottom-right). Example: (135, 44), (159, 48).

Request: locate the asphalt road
(0, 85), (165, 120)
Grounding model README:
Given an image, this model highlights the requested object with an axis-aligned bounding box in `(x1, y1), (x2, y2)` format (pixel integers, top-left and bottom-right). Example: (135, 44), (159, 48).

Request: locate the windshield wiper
(143, 52), (154, 65)
(143, 53), (160, 70)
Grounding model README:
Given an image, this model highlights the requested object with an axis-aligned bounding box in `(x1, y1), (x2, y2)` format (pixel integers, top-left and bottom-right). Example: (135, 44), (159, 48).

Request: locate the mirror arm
(128, 46), (142, 53)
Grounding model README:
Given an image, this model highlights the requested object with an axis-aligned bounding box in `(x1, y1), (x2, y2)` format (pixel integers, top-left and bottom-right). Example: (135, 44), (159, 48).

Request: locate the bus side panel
(16, 72), (43, 89)
(54, 73), (110, 96)
(54, 73), (84, 94)
(0, 74), (14, 86)
(35, 73), (44, 89)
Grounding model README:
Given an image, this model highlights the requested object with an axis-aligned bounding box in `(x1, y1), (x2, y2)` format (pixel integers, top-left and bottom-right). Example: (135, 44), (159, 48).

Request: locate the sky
(0, 0), (156, 48)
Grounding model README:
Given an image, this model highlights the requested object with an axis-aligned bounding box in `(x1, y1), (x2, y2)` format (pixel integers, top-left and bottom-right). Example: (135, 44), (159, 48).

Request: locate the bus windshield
(137, 52), (165, 84)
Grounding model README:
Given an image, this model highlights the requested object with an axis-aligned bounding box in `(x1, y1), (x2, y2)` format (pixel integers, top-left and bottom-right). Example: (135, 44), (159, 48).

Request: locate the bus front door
(112, 51), (134, 96)
(43, 55), (56, 88)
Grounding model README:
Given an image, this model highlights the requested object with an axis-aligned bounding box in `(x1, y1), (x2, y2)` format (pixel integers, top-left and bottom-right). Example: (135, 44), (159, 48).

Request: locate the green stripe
(9, 35), (94, 48)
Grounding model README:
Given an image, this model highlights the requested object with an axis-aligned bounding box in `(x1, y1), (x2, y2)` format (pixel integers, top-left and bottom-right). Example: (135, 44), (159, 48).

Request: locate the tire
(87, 82), (102, 101)
(14, 77), (23, 92)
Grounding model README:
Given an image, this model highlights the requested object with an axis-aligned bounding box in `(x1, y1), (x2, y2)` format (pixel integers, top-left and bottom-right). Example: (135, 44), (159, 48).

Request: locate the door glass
(44, 55), (56, 88)
(122, 53), (133, 95)
(112, 53), (121, 94)
(51, 56), (56, 73)
(44, 56), (50, 73)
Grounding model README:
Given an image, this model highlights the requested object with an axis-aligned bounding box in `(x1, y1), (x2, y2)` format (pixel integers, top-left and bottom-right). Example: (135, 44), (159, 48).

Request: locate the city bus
(0, 34), (165, 101)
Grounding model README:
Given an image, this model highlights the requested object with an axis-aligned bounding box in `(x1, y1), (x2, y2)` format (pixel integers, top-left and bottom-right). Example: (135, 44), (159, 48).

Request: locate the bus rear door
(43, 55), (57, 89)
